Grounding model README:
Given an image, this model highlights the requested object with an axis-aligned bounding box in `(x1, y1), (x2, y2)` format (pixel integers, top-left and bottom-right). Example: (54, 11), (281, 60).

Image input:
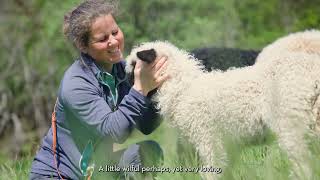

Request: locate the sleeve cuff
(129, 88), (152, 105)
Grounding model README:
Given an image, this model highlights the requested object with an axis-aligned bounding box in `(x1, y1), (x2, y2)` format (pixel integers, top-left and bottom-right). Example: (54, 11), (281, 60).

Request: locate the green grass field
(1, 122), (319, 180)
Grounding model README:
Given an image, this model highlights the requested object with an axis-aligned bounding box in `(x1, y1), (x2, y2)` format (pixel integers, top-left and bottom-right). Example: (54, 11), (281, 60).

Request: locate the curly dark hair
(63, 0), (119, 51)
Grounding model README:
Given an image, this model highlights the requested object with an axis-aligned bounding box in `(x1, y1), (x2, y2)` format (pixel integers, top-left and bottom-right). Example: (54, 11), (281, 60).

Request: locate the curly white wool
(126, 30), (320, 179)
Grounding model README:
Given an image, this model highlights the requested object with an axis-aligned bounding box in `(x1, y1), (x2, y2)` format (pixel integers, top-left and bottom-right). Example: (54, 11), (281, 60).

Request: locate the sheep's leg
(196, 134), (226, 180)
(274, 82), (320, 179)
(275, 117), (312, 180)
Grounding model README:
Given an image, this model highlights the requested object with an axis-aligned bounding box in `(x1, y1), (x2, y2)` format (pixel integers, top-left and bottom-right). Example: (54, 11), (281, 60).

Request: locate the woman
(30, 0), (169, 179)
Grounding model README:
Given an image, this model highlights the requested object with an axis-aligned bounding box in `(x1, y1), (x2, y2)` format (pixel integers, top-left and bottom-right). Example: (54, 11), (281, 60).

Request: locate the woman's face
(87, 14), (124, 70)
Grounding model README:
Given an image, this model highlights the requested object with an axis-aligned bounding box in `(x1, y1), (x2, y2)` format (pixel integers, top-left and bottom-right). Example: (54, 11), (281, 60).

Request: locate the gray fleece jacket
(30, 53), (161, 179)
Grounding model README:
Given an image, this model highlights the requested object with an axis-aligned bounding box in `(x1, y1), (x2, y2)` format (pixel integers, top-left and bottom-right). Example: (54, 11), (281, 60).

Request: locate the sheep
(125, 30), (320, 179)
(191, 47), (259, 71)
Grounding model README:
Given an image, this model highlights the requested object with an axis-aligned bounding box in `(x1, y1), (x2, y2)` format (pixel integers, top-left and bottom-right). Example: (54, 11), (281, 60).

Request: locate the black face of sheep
(127, 48), (158, 97)
(129, 48), (157, 69)
(137, 49), (157, 63)
(128, 48), (157, 87)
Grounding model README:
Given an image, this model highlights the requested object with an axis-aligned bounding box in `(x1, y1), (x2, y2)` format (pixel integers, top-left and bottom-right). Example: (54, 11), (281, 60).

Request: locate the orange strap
(51, 98), (93, 180)
(51, 98), (65, 180)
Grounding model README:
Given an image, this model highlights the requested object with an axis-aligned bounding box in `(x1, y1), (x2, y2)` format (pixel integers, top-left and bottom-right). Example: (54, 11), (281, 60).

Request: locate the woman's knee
(136, 140), (164, 167)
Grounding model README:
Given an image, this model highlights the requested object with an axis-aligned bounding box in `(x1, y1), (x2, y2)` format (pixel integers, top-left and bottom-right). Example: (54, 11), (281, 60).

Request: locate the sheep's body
(126, 30), (320, 179)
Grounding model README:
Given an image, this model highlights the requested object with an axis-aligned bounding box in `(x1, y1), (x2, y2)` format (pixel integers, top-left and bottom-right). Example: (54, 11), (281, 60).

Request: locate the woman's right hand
(132, 56), (169, 96)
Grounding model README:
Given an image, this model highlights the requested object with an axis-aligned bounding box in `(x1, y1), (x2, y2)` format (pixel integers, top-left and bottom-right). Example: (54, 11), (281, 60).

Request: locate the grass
(1, 122), (319, 180)
(0, 157), (31, 179)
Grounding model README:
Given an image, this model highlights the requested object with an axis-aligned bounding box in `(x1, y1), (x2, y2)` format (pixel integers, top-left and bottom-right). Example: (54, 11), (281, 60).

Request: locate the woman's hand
(132, 56), (169, 96)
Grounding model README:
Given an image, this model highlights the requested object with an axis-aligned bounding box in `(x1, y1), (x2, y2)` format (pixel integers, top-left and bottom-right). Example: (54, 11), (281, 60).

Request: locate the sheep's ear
(136, 49), (157, 63)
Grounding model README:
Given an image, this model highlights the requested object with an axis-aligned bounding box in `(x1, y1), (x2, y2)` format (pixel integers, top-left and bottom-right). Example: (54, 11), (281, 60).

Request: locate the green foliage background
(0, 0), (319, 179)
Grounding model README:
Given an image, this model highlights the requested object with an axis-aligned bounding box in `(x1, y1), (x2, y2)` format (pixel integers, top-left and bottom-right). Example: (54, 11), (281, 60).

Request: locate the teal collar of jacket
(80, 53), (127, 109)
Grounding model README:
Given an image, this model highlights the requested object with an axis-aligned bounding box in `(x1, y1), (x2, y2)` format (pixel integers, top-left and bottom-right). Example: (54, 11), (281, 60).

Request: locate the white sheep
(125, 30), (320, 179)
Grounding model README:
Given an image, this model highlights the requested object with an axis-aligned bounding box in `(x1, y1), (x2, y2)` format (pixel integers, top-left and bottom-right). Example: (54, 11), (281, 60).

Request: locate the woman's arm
(61, 75), (152, 143)
(135, 89), (163, 135)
